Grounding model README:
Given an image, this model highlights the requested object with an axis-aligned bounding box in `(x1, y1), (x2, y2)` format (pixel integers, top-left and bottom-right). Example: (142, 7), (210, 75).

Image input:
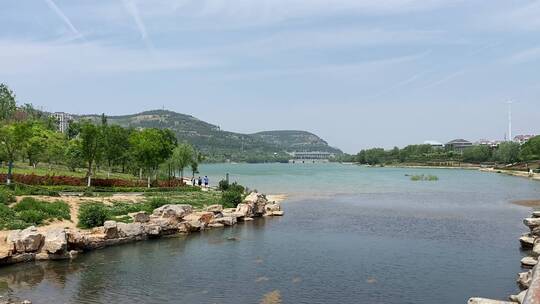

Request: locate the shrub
(221, 190), (243, 208)
(17, 210), (47, 225)
(0, 189), (15, 205)
(78, 203), (110, 228)
(228, 182), (245, 194)
(218, 179), (230, 191)
(410, 174), (439, 181)
(13, 198), (70, 221)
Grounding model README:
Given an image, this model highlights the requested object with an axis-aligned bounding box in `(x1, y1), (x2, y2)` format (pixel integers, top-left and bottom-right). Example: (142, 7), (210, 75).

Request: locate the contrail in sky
(121, 0), (154, 50)
(43, 0), (82, 38)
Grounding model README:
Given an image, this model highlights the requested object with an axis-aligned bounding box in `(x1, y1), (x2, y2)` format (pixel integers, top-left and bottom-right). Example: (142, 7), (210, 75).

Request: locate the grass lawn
(0, 161), (137, 180)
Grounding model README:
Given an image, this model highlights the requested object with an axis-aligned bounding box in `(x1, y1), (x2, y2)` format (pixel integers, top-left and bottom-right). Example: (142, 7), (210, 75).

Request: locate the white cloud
(121, 0), (153, 50)
(0, 40), (218, 76)
(43, 0), (83, 38)
(506, 46), (540, 64)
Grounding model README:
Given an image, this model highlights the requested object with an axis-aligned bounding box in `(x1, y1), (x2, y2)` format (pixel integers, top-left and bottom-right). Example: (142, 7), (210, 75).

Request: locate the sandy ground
(267, 194), (288, 204)
(512, 200), (540, 208)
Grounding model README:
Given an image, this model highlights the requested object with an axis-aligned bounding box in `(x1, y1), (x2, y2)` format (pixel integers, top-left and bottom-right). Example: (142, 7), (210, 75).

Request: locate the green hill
(77, 110), (341, 162)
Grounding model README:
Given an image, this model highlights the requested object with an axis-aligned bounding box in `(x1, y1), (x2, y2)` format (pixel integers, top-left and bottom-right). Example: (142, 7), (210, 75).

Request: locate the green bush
(221, 190), (243, 208)
(78, 203), (110, 228)
(17, 209), (47, 225)
(228, 182), (245, 194)
(13, 198), (70, 221)
(0, 189), (15, 205)
(218, 179), (229, 191)
(410, 174), (439, 181)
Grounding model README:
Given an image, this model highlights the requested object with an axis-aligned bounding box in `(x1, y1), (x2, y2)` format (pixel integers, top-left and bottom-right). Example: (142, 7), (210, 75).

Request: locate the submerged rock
(467, 298), (515, 304)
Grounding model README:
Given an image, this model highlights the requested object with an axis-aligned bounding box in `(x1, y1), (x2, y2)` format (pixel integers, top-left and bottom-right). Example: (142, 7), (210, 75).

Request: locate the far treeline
(0, 83), (203, 187)
(339, 140), (540, 166)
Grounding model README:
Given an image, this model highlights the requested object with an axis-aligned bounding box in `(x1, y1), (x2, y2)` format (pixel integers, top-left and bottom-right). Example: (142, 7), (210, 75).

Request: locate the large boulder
(7, 227), (44, 253)
(521, 256), (538, 267)
(520, 234), (535, 249)
(103, 221), (119, 239)
(243, 192), (268, 216)
(205, 204), (223, 213)
(265, 203), (281, 213)
(211, 216), (237, 226)
(129, 211), (150, 223)
(43, 228), (67, 254)
(235, 203), (254, 218)
(116, 222), (145, 238)
(517, 271), (531, 290)
(184, 212), (214, 225)
(524, 218), (540, 228)
(153, 204), (193, 219)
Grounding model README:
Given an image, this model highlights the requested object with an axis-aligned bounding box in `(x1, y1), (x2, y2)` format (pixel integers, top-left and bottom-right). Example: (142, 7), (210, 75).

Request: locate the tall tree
(494, 142), (521, 164)
(129, 129), (176, 188)
(168, 143), (195, 180)
(103, 124), (131, 176)
(520, 136), (540, 161)
(0, 122), (32, 184)
(0, 84), (17, 122)
(79, 121), (103, 187)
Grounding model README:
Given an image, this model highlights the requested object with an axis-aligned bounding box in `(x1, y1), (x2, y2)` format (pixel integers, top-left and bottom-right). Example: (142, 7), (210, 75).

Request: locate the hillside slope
(78, 110), (341, 162)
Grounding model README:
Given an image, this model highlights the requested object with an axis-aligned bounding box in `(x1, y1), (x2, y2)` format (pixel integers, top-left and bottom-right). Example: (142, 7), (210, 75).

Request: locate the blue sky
(0, 0), (539, 153)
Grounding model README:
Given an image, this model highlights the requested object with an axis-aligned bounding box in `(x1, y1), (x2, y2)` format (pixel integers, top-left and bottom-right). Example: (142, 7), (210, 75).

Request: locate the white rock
(211, 216), (237, 226)
(524, 218), (540, 228)
(265, 203), (281, 213)
(7, 226), (44, 253)
(43, 228), (67, 254)
(205, 204), (223, 213)
(103, 220), (118, 239)
(152, 204), (193, 219)
(467, 298), (515, 304)
(235, 203), (253, 217)
(509, 290), (526, 303)
(521, 256), (538, 267)
(116, 222), (144, 238)
(533, 211), (540, 218)
(272, 211), (285, 216)
(520, 234), (535, 249)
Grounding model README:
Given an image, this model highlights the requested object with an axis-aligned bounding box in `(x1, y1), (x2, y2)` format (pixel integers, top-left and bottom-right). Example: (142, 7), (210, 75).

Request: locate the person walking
(197, 176), (202, 187)
(203, 176), (209, 188)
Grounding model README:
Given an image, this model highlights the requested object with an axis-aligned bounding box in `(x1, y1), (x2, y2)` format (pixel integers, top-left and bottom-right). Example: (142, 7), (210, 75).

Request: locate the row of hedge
(0, 173), (186, 188)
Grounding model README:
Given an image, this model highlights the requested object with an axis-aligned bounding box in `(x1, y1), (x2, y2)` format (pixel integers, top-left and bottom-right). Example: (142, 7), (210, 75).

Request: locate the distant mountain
(77, 109), (342, 162)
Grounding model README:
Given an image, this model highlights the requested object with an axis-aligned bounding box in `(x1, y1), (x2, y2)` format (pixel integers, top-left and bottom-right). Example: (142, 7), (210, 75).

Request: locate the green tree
(364, 148), (386, 165)
(168, 143), (195, 180)
(79, 121), (103, 187)
(0, 84), (17, 122)
(520, 136), (540, 161)
(493, 142), (521, 164)
(102, 124), (131, 175)
(0, 122), (32, 184)
(64, 139), (83, 172)
(129, 129), (176, 188)
(462, 145), (492, 163)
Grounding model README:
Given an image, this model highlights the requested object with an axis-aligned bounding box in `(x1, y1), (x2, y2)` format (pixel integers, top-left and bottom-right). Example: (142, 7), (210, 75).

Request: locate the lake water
(2, 163), (540, 304)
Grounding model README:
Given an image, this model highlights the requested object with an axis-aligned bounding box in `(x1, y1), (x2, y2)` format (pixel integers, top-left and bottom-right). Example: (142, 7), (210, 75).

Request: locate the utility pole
(507, 100), (513, 142)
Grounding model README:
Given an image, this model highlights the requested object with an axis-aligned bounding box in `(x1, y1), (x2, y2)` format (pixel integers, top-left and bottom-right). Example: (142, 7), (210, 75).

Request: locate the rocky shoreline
(0, 192), (283, 270)
(468, 211), (540, 304)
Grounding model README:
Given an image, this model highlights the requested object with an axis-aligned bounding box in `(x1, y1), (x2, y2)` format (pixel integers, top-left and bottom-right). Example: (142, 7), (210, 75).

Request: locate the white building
(514, 135), (536, 145)
(423, 140), (444, 148)
(52, 112), (73, 133)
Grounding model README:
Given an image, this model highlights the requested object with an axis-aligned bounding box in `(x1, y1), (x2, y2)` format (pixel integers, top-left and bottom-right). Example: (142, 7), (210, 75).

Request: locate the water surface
(1, 163), (539, 304)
